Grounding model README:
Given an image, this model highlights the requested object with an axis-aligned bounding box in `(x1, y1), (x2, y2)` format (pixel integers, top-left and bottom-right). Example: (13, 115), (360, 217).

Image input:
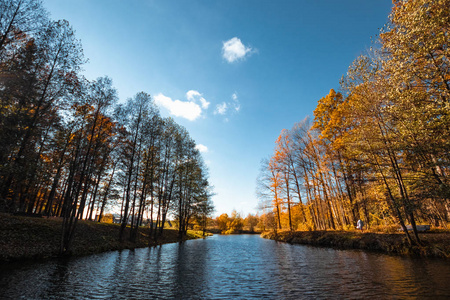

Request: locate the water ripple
(1, 235), (450, 299)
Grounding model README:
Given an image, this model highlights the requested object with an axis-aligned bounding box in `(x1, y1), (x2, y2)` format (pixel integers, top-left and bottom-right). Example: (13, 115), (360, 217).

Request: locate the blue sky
(44, 0), (393, 217)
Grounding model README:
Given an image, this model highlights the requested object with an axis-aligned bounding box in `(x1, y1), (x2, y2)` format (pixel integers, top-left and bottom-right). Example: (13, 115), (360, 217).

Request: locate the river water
(1, 234), (449, 299)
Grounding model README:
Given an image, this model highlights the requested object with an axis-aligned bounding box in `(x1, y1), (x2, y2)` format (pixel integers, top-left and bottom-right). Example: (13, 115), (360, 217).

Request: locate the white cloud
(195, 144), (208, 153)
(214, 92), (241, 119)
(222, 37), (252, 63)
(186, 90), (201, 101)
(154, 90), (211, 121)
(231, 92), (240, 112)
(186, 90), (210, 109)
(214, 102), (228, 115)
(199, 98), (210, 109)
(154, 93), (202, 121)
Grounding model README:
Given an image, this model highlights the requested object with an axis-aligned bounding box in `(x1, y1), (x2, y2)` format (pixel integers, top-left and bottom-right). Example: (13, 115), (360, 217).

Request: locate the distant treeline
(0, 0), (213, 254)
(257, 0), (449, 246)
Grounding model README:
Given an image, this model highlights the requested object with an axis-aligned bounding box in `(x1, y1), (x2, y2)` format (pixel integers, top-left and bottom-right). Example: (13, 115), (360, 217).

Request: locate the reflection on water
(1, 234), (449, 299)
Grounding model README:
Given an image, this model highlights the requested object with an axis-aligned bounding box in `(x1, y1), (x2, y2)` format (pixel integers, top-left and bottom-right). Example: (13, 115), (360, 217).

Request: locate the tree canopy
(257, 0), (449, 245)
(0, 0), (213, 254)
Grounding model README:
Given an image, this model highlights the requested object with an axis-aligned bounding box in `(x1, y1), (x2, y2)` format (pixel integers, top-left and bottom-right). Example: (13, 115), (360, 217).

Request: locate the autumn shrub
(296, 223), (312, 231)
(368, 225), (399, 234)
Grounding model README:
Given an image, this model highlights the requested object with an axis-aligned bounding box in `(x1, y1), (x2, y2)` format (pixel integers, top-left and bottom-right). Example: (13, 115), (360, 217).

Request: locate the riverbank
(261, 230), (450, 258)
(0, 213), (207, 263)
(206, 228), (262, 234)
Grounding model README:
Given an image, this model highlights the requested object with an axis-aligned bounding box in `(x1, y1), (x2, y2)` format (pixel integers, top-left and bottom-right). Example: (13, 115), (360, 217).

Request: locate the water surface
(1, 234), (449, 299)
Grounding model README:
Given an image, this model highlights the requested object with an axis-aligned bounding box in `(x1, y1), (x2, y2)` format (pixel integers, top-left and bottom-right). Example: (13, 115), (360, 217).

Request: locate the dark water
(1, 234), (449, 299)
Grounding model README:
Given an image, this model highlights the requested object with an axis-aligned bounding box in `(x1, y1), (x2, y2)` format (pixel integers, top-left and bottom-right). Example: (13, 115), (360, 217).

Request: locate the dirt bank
(0, 213), (206, 263)
(261, 230), (450, 258)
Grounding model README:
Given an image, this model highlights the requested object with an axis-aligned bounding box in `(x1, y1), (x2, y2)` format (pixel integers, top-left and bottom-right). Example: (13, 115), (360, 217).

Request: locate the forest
(1, 0), (449, 260)
(0, 0), (214, 254)
(256, 0), (449, 246)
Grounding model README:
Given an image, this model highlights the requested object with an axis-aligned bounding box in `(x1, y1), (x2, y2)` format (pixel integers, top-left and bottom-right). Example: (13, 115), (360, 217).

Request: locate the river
(1, 234), (449, 299)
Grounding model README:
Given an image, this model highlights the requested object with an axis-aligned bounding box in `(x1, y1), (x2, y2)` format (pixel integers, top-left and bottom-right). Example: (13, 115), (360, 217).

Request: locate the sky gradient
(44, 0), (393, 216)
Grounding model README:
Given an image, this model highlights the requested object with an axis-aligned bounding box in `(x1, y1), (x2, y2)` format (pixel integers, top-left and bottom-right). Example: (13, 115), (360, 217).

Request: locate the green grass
(186, 230), (212, 239)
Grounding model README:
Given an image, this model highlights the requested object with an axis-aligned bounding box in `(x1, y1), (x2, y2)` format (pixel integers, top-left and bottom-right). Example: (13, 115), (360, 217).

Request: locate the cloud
(154, 90), (211, 121)
(186, 90), (201, 101)
(154, 93), (202, 121)
(195, 144), (208, 153)
(199, 98), (210, 109)
(214, 102), (228, 115)
(186, 90), (210, 109)
(222, 37), (252, 63)
(214, 92), (241, 118)
(231, 92), (240, 112)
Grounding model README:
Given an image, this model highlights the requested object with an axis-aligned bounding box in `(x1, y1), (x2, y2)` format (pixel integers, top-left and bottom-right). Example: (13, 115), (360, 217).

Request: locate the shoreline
(0, 213), (206, 263)
(261, 230), (450, 258)
(2, 213), (449, 263)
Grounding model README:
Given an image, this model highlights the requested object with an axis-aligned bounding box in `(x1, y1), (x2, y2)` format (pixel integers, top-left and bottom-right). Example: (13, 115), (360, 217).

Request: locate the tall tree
(116, 92), (152, 242)
(0, 19), (84, 213)
(0, 0), (48, 57)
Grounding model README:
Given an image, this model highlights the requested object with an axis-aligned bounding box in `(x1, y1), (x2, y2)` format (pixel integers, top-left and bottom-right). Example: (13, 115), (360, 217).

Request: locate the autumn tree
(216, 213), (229, 233)
(244, 213), (259, 232)
(0, 19), (84, 214)
(60, 77), (117, 254)
(115, 92), (152, 242)
(0, 0), (48, 57)
(0, 0), (213, 255)
(380, 0), (450, 228)
(258, 0), (449, 240)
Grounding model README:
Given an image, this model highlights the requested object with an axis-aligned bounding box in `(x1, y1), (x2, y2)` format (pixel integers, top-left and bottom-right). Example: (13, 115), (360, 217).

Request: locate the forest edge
(1, 214), (449, 264)
(0, 213), (209, 263)
(261, 230), (450, 258)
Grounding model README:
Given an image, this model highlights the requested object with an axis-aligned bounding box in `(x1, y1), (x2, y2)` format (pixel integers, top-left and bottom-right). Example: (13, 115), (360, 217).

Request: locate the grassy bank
(261, 230), (450, 258)
(0, 213), (207, 263)
(206, 228), (262, 235)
